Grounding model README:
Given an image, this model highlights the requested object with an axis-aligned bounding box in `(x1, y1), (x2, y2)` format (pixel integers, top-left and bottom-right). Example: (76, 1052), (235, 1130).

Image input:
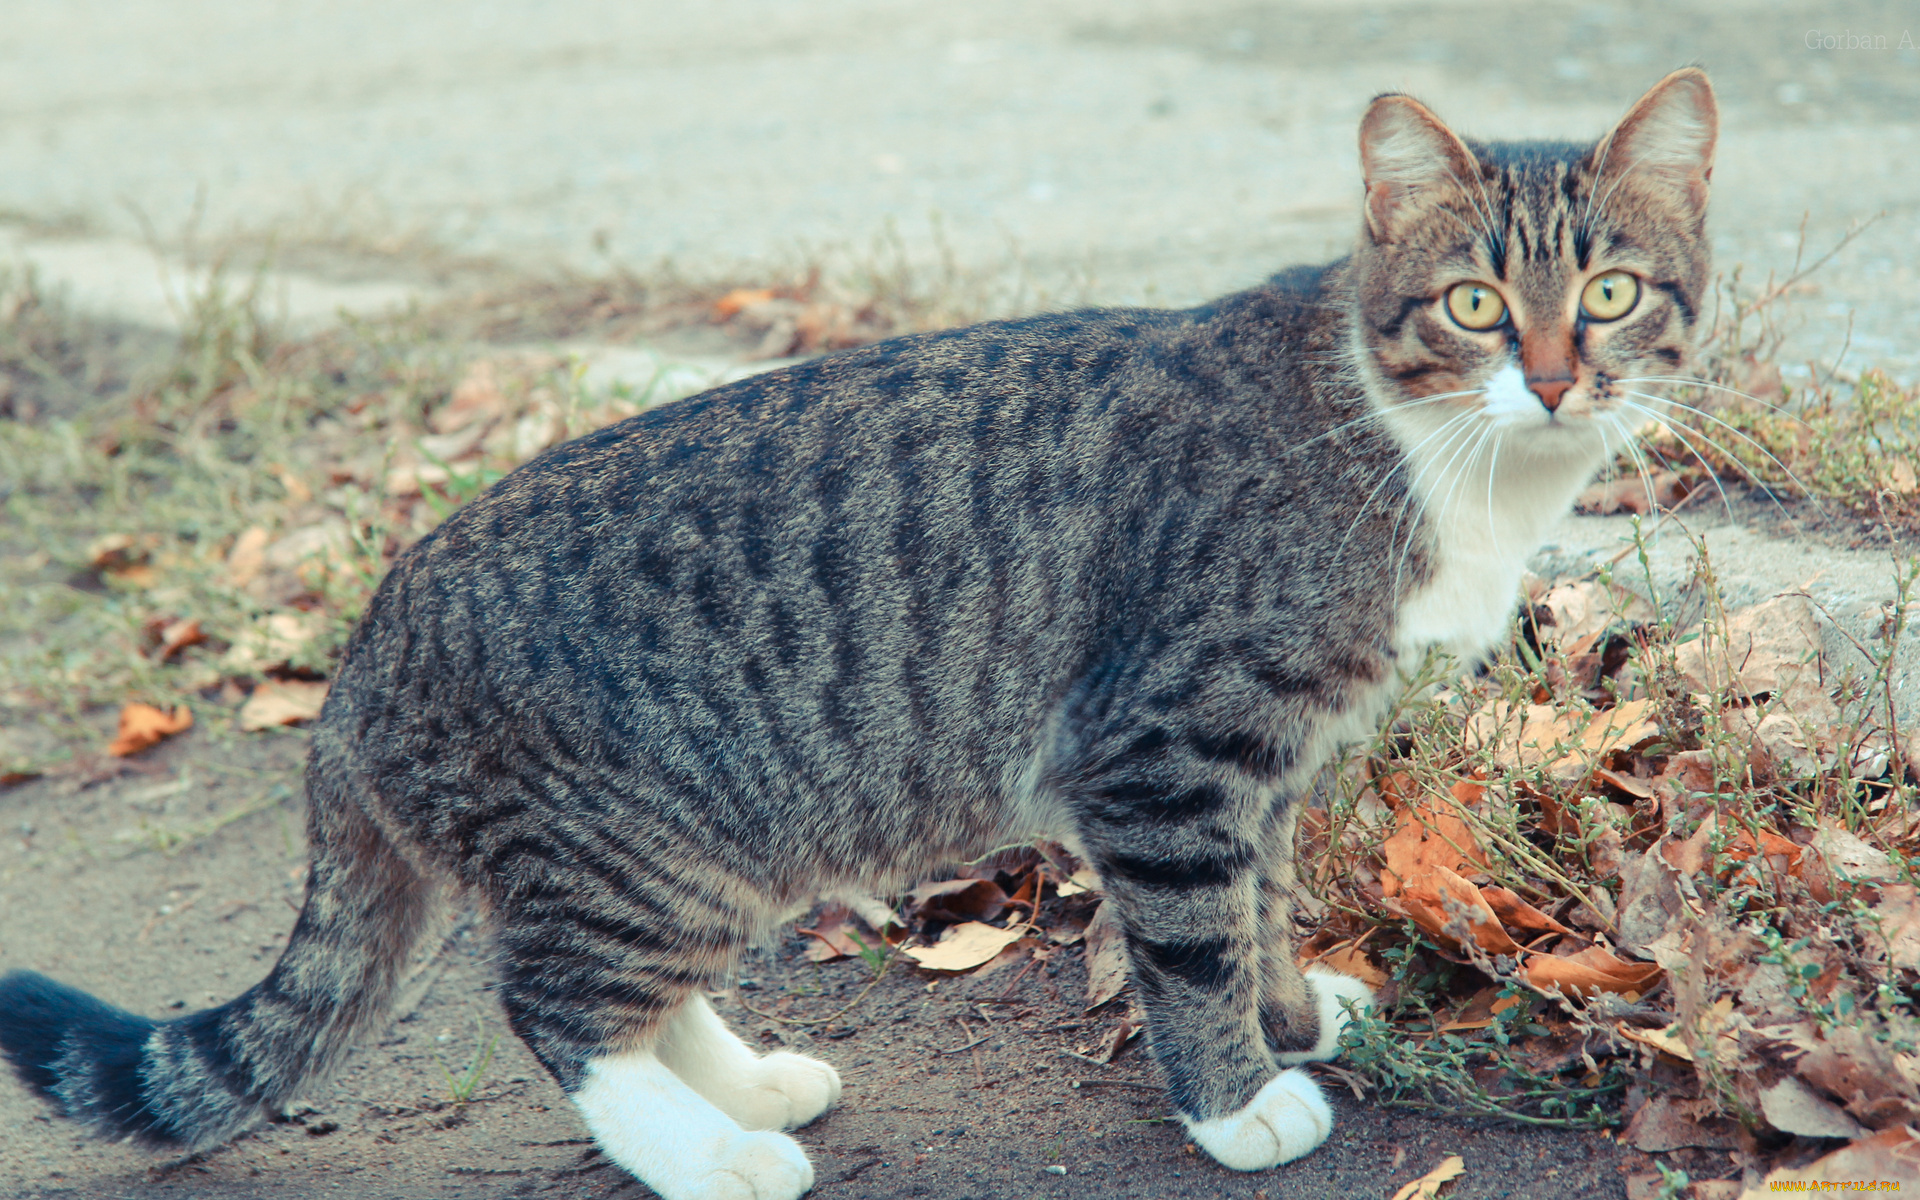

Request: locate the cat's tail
(0, 764), (444, 1150)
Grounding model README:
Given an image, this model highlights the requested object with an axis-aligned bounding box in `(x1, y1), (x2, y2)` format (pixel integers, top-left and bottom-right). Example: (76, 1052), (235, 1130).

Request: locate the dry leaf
(264, 521), (352, 573)
(1576, 470), (1689, 516)
(431, 361), (510, 433)
(1538, 579), (1652, 645)
(153, 618), (207, 662)
(1307, 941), (1389, 991)
(1616, 1022), (1695, 1063)
(1480, 886), (1574, 939)
(1750, 1125), (1920, 1192)
(1093, 1007), (1143, 1063)
(238, 679), (330, 731)
(1860, 885), (1920, 971)
(1521, 945), (1661, 999)
(1389, 1153), (1465, 1200)
(1758, 1074), (1869, 1140)
(1083, 901), (1130, 1009)
(712, 288), (776, 319)
(107, 703), (193, 757)
(222, 612), (322, 674)
(907, 878), (1008, 924)
(1623, 1095), (1740, 1151)
(1549, 700), (1660, 779)
(1615, 844), (1697, 957)
(901, 921), (1026, 972)
(1056, 866), (1100, 897)
(226, 526), (270, 587)
(835, 894), (903, 940)
(1764, 1019), (1920, 1129)
(1379, 786), (1489, 896)
(1673, 594), (1838, 729)
(1396, 864), (1523, 955)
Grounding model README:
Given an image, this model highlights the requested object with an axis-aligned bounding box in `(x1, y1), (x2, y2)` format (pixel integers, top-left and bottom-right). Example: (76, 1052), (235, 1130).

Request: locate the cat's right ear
(1358, 95), (1480, 243)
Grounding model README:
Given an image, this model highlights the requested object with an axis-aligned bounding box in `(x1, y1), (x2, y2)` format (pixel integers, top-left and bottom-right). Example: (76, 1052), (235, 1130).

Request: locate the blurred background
(0, 0), (1915, 367)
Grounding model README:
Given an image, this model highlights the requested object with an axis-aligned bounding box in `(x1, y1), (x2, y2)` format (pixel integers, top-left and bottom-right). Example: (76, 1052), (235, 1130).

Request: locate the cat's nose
(1528, 376), (1574, 412)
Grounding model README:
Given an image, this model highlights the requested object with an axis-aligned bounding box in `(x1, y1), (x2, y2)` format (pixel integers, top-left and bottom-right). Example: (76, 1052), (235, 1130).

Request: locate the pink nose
(1529, 376), (1574, 412)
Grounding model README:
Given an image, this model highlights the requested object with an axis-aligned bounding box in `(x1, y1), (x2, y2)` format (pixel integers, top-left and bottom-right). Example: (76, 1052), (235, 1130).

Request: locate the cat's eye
(1445, 283), (1506, 331)
(1581, 271), (1640, 321)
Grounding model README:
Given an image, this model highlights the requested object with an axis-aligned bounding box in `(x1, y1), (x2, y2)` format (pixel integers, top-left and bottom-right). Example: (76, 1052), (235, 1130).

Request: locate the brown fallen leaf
(712, 288), (776, 319)
(107, 703), (193, 757)
(1389, 1153), (1465, 1200)
(1537, 579), (1653, 646)
(1622, 1094), (1740, 1151)
(1859, 884), (1920, 972)
(1521, 945), (1661, 999)
(1575, 470), (1689, 516)
(1758, 1074), (1869, 1140)
(1055, 866), (1100, 897)
(222, 612), (323, 674)
(1083, 900), (1130, 1010)
(1396, 864), (1524, 955)
(907, 877), (1008, 925)
(1615, 1021), (1695, 1063)
(1750, 1125), (1920, 1191)
(430, 360), (510, 433)
(238, 680), (330, 731)
(1305, 940), (1389, 991)
(226, 526), (270, 587)
(1093, 1006), (1143, 1063)
(1379, 783), (1489, 897)
(1673, 594), (1839, 730)
(1480, 886), (1574, 939)
(901, 921), (1026, 972)
(1761, 1018), (1920, 1130)
(798, 902), (867, 963)
(153, 618), (207, 662)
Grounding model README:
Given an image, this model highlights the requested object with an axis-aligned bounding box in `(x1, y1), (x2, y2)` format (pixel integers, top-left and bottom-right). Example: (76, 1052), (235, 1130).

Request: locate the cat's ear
(1594, 68), (1718, 211)
(1357, 94), (1480, 243)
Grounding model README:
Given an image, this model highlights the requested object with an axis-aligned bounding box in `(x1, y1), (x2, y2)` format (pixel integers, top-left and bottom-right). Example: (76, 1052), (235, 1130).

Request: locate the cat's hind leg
(491, 890), (815, 1200)
(655, 994), (842, 1131)
(572, 1046), (815, 1200)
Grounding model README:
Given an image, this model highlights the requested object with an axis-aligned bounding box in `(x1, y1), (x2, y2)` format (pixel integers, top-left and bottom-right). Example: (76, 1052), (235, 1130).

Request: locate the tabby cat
(0, 69), (1715, 1199)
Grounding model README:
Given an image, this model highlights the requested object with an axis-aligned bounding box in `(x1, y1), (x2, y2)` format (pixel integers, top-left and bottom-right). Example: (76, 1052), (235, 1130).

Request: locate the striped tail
(0, 771), (442, 1149)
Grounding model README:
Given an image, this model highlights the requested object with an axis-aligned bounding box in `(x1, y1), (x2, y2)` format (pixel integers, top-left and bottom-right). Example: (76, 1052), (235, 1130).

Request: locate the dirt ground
(0, 722), (1673, 1200)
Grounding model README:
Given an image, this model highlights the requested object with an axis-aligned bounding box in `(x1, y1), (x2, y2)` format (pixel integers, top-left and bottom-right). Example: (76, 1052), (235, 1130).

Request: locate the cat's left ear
(1594, 68), (1718, 211)
(1358, 94), (1480, 243)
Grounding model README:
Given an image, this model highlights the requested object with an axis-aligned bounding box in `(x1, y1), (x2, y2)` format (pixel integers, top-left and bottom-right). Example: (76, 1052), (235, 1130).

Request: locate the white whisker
(1621, 390), (1818, 503)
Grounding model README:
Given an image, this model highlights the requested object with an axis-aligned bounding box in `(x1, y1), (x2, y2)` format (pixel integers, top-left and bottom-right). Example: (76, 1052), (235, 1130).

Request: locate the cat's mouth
(1474, 362), (1628, 431)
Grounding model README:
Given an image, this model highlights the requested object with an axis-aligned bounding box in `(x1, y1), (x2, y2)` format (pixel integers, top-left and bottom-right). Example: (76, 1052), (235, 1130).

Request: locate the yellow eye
(1445, 282), (1507, 331)
(1581, 271), (1639, 321)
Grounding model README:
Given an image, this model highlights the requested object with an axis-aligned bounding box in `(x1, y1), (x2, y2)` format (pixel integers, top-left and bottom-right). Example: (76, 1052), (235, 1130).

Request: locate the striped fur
(0, 70), (1715, 1196)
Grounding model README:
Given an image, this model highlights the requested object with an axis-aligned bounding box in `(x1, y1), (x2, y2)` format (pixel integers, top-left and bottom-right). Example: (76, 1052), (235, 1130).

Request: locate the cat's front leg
(1076, 809), (1340, 1172)
(1255, 801), (1376, 1066)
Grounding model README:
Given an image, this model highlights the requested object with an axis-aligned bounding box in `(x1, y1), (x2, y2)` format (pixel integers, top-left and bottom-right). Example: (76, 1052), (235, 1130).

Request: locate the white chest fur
(1375, 365), (1612, 666)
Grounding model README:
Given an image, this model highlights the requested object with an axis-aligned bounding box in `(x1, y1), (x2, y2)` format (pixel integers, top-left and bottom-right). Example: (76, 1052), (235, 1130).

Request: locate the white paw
(725, 1052), (843, 1131)
(678, 1129), (815, 1200)
(573, 1051), (817, 1200)
(1275, 967), (1374, 1066)
(1184, 1068), (1333, 1171)
(632, 1128), (814, 1200)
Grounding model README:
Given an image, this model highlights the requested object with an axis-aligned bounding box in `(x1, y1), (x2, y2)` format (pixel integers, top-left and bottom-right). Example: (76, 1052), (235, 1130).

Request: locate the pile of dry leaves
(765, 562), (1920, 1193)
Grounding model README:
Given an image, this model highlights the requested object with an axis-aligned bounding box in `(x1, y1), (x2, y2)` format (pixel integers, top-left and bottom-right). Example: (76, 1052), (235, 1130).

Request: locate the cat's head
(1350, 68), (1716, 460)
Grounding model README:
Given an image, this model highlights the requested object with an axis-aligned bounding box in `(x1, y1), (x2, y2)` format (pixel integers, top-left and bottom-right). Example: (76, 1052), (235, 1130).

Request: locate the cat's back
(321, 265), (1396, 841)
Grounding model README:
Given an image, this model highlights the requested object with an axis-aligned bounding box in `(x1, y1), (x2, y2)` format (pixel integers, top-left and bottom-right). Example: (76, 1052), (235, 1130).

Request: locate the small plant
(435, 1011), (501, 1105)
(842, 927), (890, 977)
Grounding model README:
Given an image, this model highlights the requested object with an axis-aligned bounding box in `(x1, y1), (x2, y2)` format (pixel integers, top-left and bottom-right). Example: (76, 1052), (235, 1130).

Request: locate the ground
(0, 730), (1654, 1200)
